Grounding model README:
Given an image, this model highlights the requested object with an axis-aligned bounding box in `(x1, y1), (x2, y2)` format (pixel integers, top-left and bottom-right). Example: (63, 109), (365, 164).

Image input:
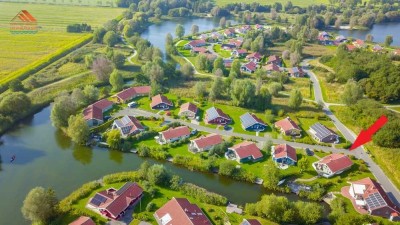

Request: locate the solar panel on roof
(116, 182), (133, 195)
(240, 113), (256, 128)
(310, 123), (336, 140)
(365, 192), (387, 209)
(90, 194), (107, 206)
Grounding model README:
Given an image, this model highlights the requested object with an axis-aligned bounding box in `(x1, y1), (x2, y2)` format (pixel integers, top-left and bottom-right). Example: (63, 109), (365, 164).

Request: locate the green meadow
(0, 2), (124, 84)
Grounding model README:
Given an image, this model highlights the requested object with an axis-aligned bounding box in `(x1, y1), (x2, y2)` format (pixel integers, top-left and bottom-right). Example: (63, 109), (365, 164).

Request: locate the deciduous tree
(288, 89), (303, 109)
(107, 129), (121, 150)
(92, 56), (113, 82)
(342, 80), (363, 106)
(175, 24), (185, 39)
(21, 187), (58, 224)
(109, 70), (124, 92)
(67, 115), (89, 145)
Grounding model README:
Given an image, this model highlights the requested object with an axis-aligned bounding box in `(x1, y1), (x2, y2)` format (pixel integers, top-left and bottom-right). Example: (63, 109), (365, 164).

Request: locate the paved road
(303, 59), (400, 206)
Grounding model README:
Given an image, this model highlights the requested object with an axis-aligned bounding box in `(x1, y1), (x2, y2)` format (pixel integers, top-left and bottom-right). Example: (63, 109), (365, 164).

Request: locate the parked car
(305, 148), (314, 156)
(127, 101), (137, 108)
(191, 129), (198, 135)
(224, 125), (231, 131)
(103, 115), (111, 121)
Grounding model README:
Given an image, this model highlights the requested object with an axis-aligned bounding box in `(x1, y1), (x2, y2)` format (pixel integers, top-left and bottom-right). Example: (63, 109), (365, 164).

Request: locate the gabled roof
(155, 197), (212, 225)
(88, 182), (143, 219)
(309, 123), (337, 140)
(179, 102), (198, 115)
(192, 133), (223, 149)
(242, 61), (257, 72)
(161, 126), (190, 140)
(192, 47), (208, 53)
(113, 116), (144, 135)
(83, 99), (113, 121)
(318, 154), (353, 173)
(246, 52), (262, 60)
(354, 39), (365, 46)
(273, 144), (297, 162)
(230, 142), (263, 160)
(267, 55), (281, 64)
(240, 219), (262, 225)
(235, 49), (248, 54)
(69, 216), (95, 225)
(206, 107), (230, 122)
(150, 94), (173, 108)
(115, 86), (151, 101)
(350, 178), (400, 213)
(229, 39), (243, 47)
(240, 113), (266, 129)
(264, 63), (280, 72)
(187, 39), (206, 47)
(372, 45), (383, 51)
(274, 117), (300, 132)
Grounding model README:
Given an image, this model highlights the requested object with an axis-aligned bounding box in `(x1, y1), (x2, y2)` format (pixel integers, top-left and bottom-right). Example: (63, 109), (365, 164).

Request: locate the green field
(214, 0), (329, 7)
(0, 2), (124, 84)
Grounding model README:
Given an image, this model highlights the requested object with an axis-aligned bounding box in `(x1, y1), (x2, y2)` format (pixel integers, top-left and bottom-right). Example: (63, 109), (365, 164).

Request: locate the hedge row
(180, 183), (228, 206)
(0, 34), (93, 93)
(58, 181), (101, 213)
(103, 171), (139, 184)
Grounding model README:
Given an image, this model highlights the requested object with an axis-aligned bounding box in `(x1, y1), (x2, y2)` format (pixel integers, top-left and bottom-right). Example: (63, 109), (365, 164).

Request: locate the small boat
(10, 155), (16, 163)
(277, 179), (286, 186)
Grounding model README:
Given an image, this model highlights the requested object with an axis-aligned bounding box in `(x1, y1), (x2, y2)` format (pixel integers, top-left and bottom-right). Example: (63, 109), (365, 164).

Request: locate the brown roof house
(312, 153), (353, 178)
(189, 133), (223, 153)
(156, 126), (191, 144)
(240, 61), (257, 73)
(347, 177), (400, 220)
(178, 102), (198, 119)
(112, 116), (145, 138)
(114, 86), (151, 103)
(154, 197), (212, 225)
(87, 182), (143, 220)
(274, 117), (301, 137)
(69, 216), (95, 225)
(150, 94), (173, 110)
(83, 99), (114, 127)
(240, 219), (262, 225)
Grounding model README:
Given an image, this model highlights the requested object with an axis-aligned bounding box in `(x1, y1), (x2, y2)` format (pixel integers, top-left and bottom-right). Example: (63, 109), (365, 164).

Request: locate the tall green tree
(209, 77), (224, 101)
(341, 80), (363, 106)
(385, 35), (393, 47)
(180, 63), (194, 80)
(263, 160), (281, 189)
(109, 70), (124, 92)
(0, 92), (31, 116)
(112, 52), (125, 69)
(219, 17), (226, 28)
(213, 57), (225, 73)
(92, 27), (106, 43)
(294, 201), (324, 224)
(92, 56), (113, 82)
(195, 82), (206, 100)
(231, 79), (256, 107)
(230, 59), (241, 77)
(67, 115), (89, 145)
(297, 157), (309, 172)
(191, 24), (199, 35)
(288, 89), (303, 110)
(147, 164), (170, 185)
(103, 31), (119, 47)
(50, 95), (76, 128)
(21, 187), (58, 224)
(83, 85), (99, 103)
(107, 129), (121, 150)
(175, 24), (185, 39)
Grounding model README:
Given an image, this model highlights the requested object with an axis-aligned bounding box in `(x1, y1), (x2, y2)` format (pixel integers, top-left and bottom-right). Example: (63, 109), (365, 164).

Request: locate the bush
(58, 181), (101, 213)
(180, 183), (228, 206)
(103, 171), (139, 184)
(146, 202), (156, 212)
(137, 144), (169, 160)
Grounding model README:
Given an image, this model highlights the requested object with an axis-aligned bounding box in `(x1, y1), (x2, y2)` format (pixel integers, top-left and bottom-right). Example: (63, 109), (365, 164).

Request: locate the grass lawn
(309, 61), (344, 103)
(303, 43), (337, 58)
(213, 44), (232, 58)
(283, 77), (314, 100)
(330, 105), (400, 191)
(214, 0), (329, 7)
(0, 2), (124, 84)
(390, 107), (400, 113)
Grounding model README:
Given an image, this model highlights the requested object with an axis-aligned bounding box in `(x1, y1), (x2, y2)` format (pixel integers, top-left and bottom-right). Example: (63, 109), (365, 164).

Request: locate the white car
(127, 101), (137, 108)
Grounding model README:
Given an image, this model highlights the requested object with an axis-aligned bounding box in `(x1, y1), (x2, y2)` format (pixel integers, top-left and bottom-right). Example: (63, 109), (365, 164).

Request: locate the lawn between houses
(58, 179), (277, 225)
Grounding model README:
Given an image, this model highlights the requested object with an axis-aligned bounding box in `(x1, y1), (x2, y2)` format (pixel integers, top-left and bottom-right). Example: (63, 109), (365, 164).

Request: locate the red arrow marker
(350, 115), (388, 150)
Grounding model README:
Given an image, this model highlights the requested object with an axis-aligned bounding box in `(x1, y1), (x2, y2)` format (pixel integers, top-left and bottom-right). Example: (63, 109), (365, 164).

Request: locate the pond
(337, 22), (400, 47)
(141, 17), (238, 54)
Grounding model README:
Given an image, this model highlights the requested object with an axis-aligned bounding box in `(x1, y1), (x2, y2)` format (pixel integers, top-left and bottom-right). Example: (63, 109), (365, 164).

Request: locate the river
(337, 22), (400, 47)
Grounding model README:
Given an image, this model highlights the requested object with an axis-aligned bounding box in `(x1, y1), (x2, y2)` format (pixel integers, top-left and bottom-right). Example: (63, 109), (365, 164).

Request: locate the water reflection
(109, 150), (124, 164)
(54, 129), (72, 150)
(72, 145), (93, 165)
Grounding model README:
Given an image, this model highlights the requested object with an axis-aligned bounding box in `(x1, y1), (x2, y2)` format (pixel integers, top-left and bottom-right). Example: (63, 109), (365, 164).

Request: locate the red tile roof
(161, 126), (190, 140)
(69, 216), (95, 225)
(89, 182), (143, 219)
(267, 55), (281, 64)
(188, 39), (206, 47)
(274, 117), (300, 132)
(394, 49), (400, 55)
(243, 61), (257, 72)
(83, 99), (113, 121)
(347, 45), (356, 51)
(354, 39), (365, 46)
(155, 197), (212, 225)
(229, 39), (243, 47)
(150, 94), (173, 108)
(319, 154), (353, 173)
(273, 144), (297, 162)
(246, 52), (262, 60)
(115, 86), (151, 102)
(264, 63), (280, 72)
(351, 177), (400, 213)
(179, 102), (198, 115)
(236, 49), (247, 54)
(192, 133), (223, 149)
(192, 47), (208, 53)
(230, 142), (263, 160)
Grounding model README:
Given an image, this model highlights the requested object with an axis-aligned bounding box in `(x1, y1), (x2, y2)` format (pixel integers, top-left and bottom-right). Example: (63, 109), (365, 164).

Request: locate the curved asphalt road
(303, 59), (400, 206)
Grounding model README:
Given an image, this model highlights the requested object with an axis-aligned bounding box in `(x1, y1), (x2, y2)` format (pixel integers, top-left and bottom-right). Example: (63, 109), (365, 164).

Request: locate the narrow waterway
(0, 106), (312, 225)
